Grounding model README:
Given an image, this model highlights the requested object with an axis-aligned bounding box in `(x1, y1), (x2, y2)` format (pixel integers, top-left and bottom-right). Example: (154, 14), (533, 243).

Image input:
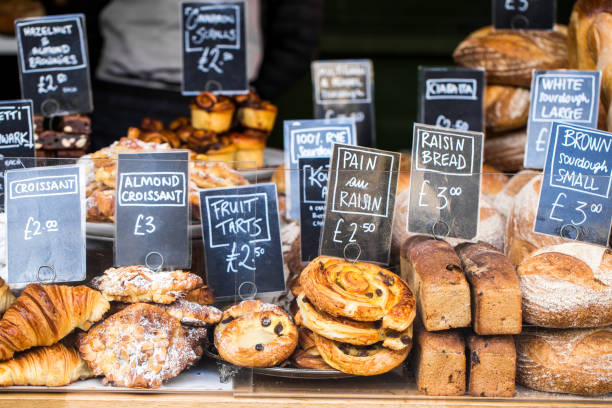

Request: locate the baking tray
(0, 360), (240, 394)
(204, 343), (354, 380)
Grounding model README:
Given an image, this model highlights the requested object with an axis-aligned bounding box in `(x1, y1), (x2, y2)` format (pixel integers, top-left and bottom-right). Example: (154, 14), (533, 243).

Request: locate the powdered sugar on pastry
(90, 266), (203, 304)
(77, 303), (199, 388)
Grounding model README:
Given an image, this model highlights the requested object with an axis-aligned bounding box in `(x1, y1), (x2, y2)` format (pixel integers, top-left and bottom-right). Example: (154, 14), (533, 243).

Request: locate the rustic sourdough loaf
(516, 327), (612, 395)
(517, 242), (612, 328)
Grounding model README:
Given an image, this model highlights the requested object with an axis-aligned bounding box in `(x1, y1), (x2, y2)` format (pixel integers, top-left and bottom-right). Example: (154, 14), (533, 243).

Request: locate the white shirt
(96, 0), (263, 90)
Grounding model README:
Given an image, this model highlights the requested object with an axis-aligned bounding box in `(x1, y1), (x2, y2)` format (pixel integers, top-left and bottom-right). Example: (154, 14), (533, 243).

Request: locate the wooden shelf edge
(0, 392), (609, 408)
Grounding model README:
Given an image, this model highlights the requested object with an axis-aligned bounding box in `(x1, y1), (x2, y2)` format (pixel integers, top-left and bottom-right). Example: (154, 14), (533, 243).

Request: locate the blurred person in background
(40, 0), (323, 150)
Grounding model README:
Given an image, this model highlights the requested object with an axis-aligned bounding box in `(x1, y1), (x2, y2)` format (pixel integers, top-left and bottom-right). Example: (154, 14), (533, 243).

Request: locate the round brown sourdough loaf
(453, 25), (568, 87)
(517, 242), (612, 328)
(516, 327), (612, 395)
(504, 175), (564, 266)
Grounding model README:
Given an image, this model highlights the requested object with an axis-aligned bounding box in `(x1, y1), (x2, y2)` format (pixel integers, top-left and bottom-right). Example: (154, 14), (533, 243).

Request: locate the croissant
(0, 343), (93, 386)
(0, 278), (15, 315)
(0, 284), (109, 361)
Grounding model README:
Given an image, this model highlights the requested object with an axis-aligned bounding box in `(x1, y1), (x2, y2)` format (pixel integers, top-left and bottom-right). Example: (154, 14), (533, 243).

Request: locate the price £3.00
(417, 181), (462, 210)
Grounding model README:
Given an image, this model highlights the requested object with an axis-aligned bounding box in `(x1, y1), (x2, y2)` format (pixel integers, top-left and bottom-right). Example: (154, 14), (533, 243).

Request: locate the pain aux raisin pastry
(214, 300), (298, 367)
(77, 303), (201, 388)
(190, 91), (236, 133)
(293, 257), (416, 374)
(90, 266), (203, 304)
(290, 326), (332, 370)
(299, 256), (416, 331)
(312, 332), (410, 376)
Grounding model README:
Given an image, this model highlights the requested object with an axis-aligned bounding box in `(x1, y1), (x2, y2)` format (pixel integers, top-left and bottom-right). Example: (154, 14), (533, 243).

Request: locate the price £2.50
(332, 219), (376, 244)
(417, 181), (462, 210)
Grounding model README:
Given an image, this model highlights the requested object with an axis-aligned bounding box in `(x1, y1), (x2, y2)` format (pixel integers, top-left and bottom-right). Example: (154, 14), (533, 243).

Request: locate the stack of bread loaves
(502, 167), (612, 395)
(453, 24), (569, 171)
(291, 256), (417, 376)
(401, 236), (522, 397)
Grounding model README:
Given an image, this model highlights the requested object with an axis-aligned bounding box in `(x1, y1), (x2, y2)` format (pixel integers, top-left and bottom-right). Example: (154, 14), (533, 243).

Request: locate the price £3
(549, 192), (603, 226)
(24, 217), (59, 241)
(134, 214), (156, 236)
(417, 180), (462, 210)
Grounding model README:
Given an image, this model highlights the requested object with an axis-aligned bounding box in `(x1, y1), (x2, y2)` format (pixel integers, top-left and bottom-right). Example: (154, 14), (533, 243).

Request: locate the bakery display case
(0, 0), (610, 407)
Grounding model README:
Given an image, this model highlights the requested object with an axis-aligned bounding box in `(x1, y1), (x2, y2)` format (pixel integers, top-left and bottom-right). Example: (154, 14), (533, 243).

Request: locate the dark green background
(268, 0), (576, 152)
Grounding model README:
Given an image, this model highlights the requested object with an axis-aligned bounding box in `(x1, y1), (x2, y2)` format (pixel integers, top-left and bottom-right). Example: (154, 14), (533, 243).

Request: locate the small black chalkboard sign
(283, 118), (356, 220)
(0, 100), (35, 205)
(181, 1), (248, 96)
(312, 59), (375, 147)
(535, 122), (612, 247)
(115, 152), (190, 269)
(299, 157), (329, 263)
(319, 144), (400, 265)
(525, 70), (601, 169)
(5, 165), (85, 284)
(199, 183), (284, 300)
(493, 0), (555, 30)
(418, 67), (485, 133)
(408, 123), (484, 240)
(15, 14), (93, 116)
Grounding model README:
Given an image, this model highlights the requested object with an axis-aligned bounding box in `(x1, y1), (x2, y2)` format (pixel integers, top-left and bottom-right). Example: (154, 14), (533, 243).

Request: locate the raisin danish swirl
(214, 300), (298, 367)
(296, 295), (412, 351)
(312, 332), (411, 376)
(299, 257), (416, 331)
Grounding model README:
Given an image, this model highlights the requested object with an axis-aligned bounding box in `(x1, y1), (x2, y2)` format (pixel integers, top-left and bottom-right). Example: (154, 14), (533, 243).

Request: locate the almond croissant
(0, 284), (109, 361)
(0, 343), (93, 386)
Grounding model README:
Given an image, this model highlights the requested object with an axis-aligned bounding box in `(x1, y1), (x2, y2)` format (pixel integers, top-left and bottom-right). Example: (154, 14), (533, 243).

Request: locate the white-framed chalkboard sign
(15, 14), (93, 116)
(535, 122), (612, 247)
(493, 0), (556, 30)
(5, 164), (86, 284)
(181, 1), (248, 96)
(0, 100), (36, 205)
(299, 157), (329, 263)
(524, 70), (601, 169)
(408, 123), (484, 241)
(199, 183), (285, 300)
(418, 66), (485, 133)
(312, 59), (375, 147)
(114, 151), (191, 269)
(283, 117), (356, 220)
(319, 144), (400, 265)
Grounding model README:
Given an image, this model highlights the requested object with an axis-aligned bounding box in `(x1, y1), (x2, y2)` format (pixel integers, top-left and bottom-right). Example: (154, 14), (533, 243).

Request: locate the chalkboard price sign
(0, 100), (35, 204)
(408, 123), (484, 240)
(493, 0), (556, 30)
(312, 59), (375, 147)
(15, 14), (93, 116)
(299, 157), (329, 263)
(319, 144), (400, 265)
(115, 152), (190, 269)
(181, 1), (248, 95)
(5, 165), (85, 284)
(535, 122), (612, 247)
(418, 67), (485, 133)
(283, 118), (356, 220)
(199, 183), (284, 300)
(525, 70), (601, 169)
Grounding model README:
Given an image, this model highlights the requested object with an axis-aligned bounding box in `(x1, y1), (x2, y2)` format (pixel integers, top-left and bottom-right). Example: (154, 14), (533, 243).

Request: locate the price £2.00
(24, 216), (59, 241)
